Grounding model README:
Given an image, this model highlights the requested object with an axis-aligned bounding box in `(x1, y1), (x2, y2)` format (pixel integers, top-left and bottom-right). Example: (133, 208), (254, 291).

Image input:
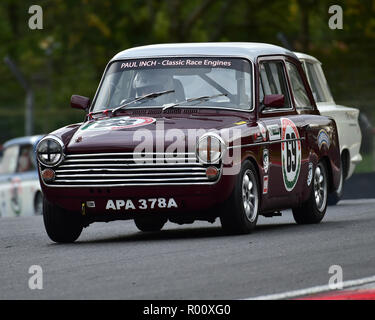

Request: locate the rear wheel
(43, 198), (83, 243)
(134, 216), (167, 232)
(220, 160), (260, 234)
(292, 161), (328, 224)
(328, 156), (345, 206)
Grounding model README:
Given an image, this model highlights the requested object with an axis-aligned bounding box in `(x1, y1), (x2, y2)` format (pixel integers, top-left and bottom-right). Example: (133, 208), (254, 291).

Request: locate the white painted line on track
(243, 275), (375, 300)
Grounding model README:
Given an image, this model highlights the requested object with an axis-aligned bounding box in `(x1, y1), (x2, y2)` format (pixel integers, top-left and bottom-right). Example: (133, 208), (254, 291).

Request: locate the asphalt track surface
(1, 199), (375, 300)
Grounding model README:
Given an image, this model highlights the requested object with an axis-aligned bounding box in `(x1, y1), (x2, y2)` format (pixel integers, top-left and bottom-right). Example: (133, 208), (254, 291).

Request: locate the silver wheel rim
(242, 169), (259, 222)
(314, 164), (327, 212)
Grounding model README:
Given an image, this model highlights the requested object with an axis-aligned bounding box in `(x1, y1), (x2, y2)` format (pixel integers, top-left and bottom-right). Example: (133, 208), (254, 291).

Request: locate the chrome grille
(45, 152), (220, 187)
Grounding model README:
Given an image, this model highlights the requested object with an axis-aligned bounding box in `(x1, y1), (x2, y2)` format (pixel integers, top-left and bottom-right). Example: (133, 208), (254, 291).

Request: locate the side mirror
(263, 94), (285, 109)
(71, 95), (90, 111)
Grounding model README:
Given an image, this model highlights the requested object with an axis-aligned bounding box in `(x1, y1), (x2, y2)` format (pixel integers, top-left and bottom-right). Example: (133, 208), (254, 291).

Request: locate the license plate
(105, 198), (178, 211)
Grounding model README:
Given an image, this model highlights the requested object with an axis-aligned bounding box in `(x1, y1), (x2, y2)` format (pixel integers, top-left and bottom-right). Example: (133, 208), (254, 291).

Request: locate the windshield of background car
(92, 57), (253, 111)
(302, 61), (334, 104)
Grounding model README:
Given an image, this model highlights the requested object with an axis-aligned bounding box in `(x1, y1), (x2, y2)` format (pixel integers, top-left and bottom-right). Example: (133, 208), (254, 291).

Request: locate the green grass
(354, 153), (375, 174)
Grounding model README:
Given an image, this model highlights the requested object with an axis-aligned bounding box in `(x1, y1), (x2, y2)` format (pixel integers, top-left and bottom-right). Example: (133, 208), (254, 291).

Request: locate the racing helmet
(132, 70), (175, 101)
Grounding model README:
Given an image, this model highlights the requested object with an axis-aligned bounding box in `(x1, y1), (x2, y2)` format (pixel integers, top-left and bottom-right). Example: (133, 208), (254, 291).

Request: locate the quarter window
(286, 62), (312, 109)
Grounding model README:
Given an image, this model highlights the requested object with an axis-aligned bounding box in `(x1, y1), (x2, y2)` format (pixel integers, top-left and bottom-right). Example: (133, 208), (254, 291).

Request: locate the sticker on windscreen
(80, 116), (156, 131)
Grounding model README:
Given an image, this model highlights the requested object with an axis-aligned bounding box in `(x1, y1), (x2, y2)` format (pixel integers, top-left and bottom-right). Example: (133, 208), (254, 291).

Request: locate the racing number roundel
(80, 116), (156, 131)
(281, 118), (301, 192)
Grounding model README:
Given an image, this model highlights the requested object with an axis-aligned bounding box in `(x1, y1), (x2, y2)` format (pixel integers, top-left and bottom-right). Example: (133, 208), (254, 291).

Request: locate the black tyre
(220, 160), (260, 234)
(43, 198), (83, 243)
(292, 161), (328, 224)
(34, 192), (43, 215)
(327, 157), (344, 206)
(134, 216), (167, 232)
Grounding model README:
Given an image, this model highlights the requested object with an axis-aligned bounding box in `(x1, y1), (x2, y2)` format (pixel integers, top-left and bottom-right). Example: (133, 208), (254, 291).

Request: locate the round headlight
(196, 133), (226, 164)
(36, 136), (64, 167)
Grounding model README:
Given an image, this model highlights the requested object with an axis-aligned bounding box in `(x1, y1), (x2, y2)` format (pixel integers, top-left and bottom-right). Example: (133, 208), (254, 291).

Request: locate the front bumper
(40, 169), (236, 216)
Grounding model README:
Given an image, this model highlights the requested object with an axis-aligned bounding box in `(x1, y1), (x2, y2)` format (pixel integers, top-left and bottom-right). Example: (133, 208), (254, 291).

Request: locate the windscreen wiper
(162, 93), (228, 112)
(111, 89), (175, 115)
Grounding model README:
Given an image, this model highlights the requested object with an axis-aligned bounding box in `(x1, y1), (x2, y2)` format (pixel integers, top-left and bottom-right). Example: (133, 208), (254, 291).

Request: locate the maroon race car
(36, 43), (341, 243)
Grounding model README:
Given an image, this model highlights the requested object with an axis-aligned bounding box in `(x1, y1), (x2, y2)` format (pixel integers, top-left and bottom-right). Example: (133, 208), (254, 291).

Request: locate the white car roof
(3, 135), (44, 149)
(294, 52), (321, 64)
(111, 42), (298, 63)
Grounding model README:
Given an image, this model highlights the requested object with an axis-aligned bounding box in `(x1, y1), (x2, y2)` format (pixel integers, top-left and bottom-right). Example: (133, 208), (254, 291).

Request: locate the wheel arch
(340, 148), (350, 180)
(320, 156), (334, 193)
(243, 155), (261, 184)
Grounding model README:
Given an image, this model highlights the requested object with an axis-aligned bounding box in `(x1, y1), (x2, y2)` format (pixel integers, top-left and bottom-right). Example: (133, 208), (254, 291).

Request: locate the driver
(132, 70), (175, 104)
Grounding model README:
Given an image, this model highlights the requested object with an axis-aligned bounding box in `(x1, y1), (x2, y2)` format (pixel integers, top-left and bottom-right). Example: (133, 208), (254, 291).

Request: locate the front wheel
(327, 157), (344, 206)
(43, 198), (83, 243)
(220, 160), (260, 234)
(292, 161), (328, 224)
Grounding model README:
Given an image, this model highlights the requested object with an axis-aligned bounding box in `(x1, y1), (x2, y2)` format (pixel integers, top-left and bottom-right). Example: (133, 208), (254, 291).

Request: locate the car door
(257, 57), (311, 210)
(284, 59), (319, 199)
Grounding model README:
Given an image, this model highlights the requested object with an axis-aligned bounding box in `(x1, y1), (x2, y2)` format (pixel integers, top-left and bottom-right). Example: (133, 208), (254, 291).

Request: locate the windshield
(92, 57), (253, 112)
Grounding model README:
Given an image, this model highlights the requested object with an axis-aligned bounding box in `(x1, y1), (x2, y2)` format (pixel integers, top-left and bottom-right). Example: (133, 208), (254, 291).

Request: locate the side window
(259, 61), (291, 108)
(0, 145), (19, 174)
(286, 62), (312, 109)
(17, 145), (35, 173)
(305, 62), (325, 103)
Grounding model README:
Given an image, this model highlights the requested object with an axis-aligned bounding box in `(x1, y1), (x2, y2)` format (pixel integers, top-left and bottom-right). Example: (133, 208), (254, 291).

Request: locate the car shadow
(76, 225), (227, 245)
(66, 219), (346, 245)
(46, 217), (350, 246)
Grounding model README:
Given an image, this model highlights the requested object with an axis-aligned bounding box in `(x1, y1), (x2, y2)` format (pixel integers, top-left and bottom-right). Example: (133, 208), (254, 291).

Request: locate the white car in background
(295, 52), (362, 205)
(0, 135), (43, 217)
